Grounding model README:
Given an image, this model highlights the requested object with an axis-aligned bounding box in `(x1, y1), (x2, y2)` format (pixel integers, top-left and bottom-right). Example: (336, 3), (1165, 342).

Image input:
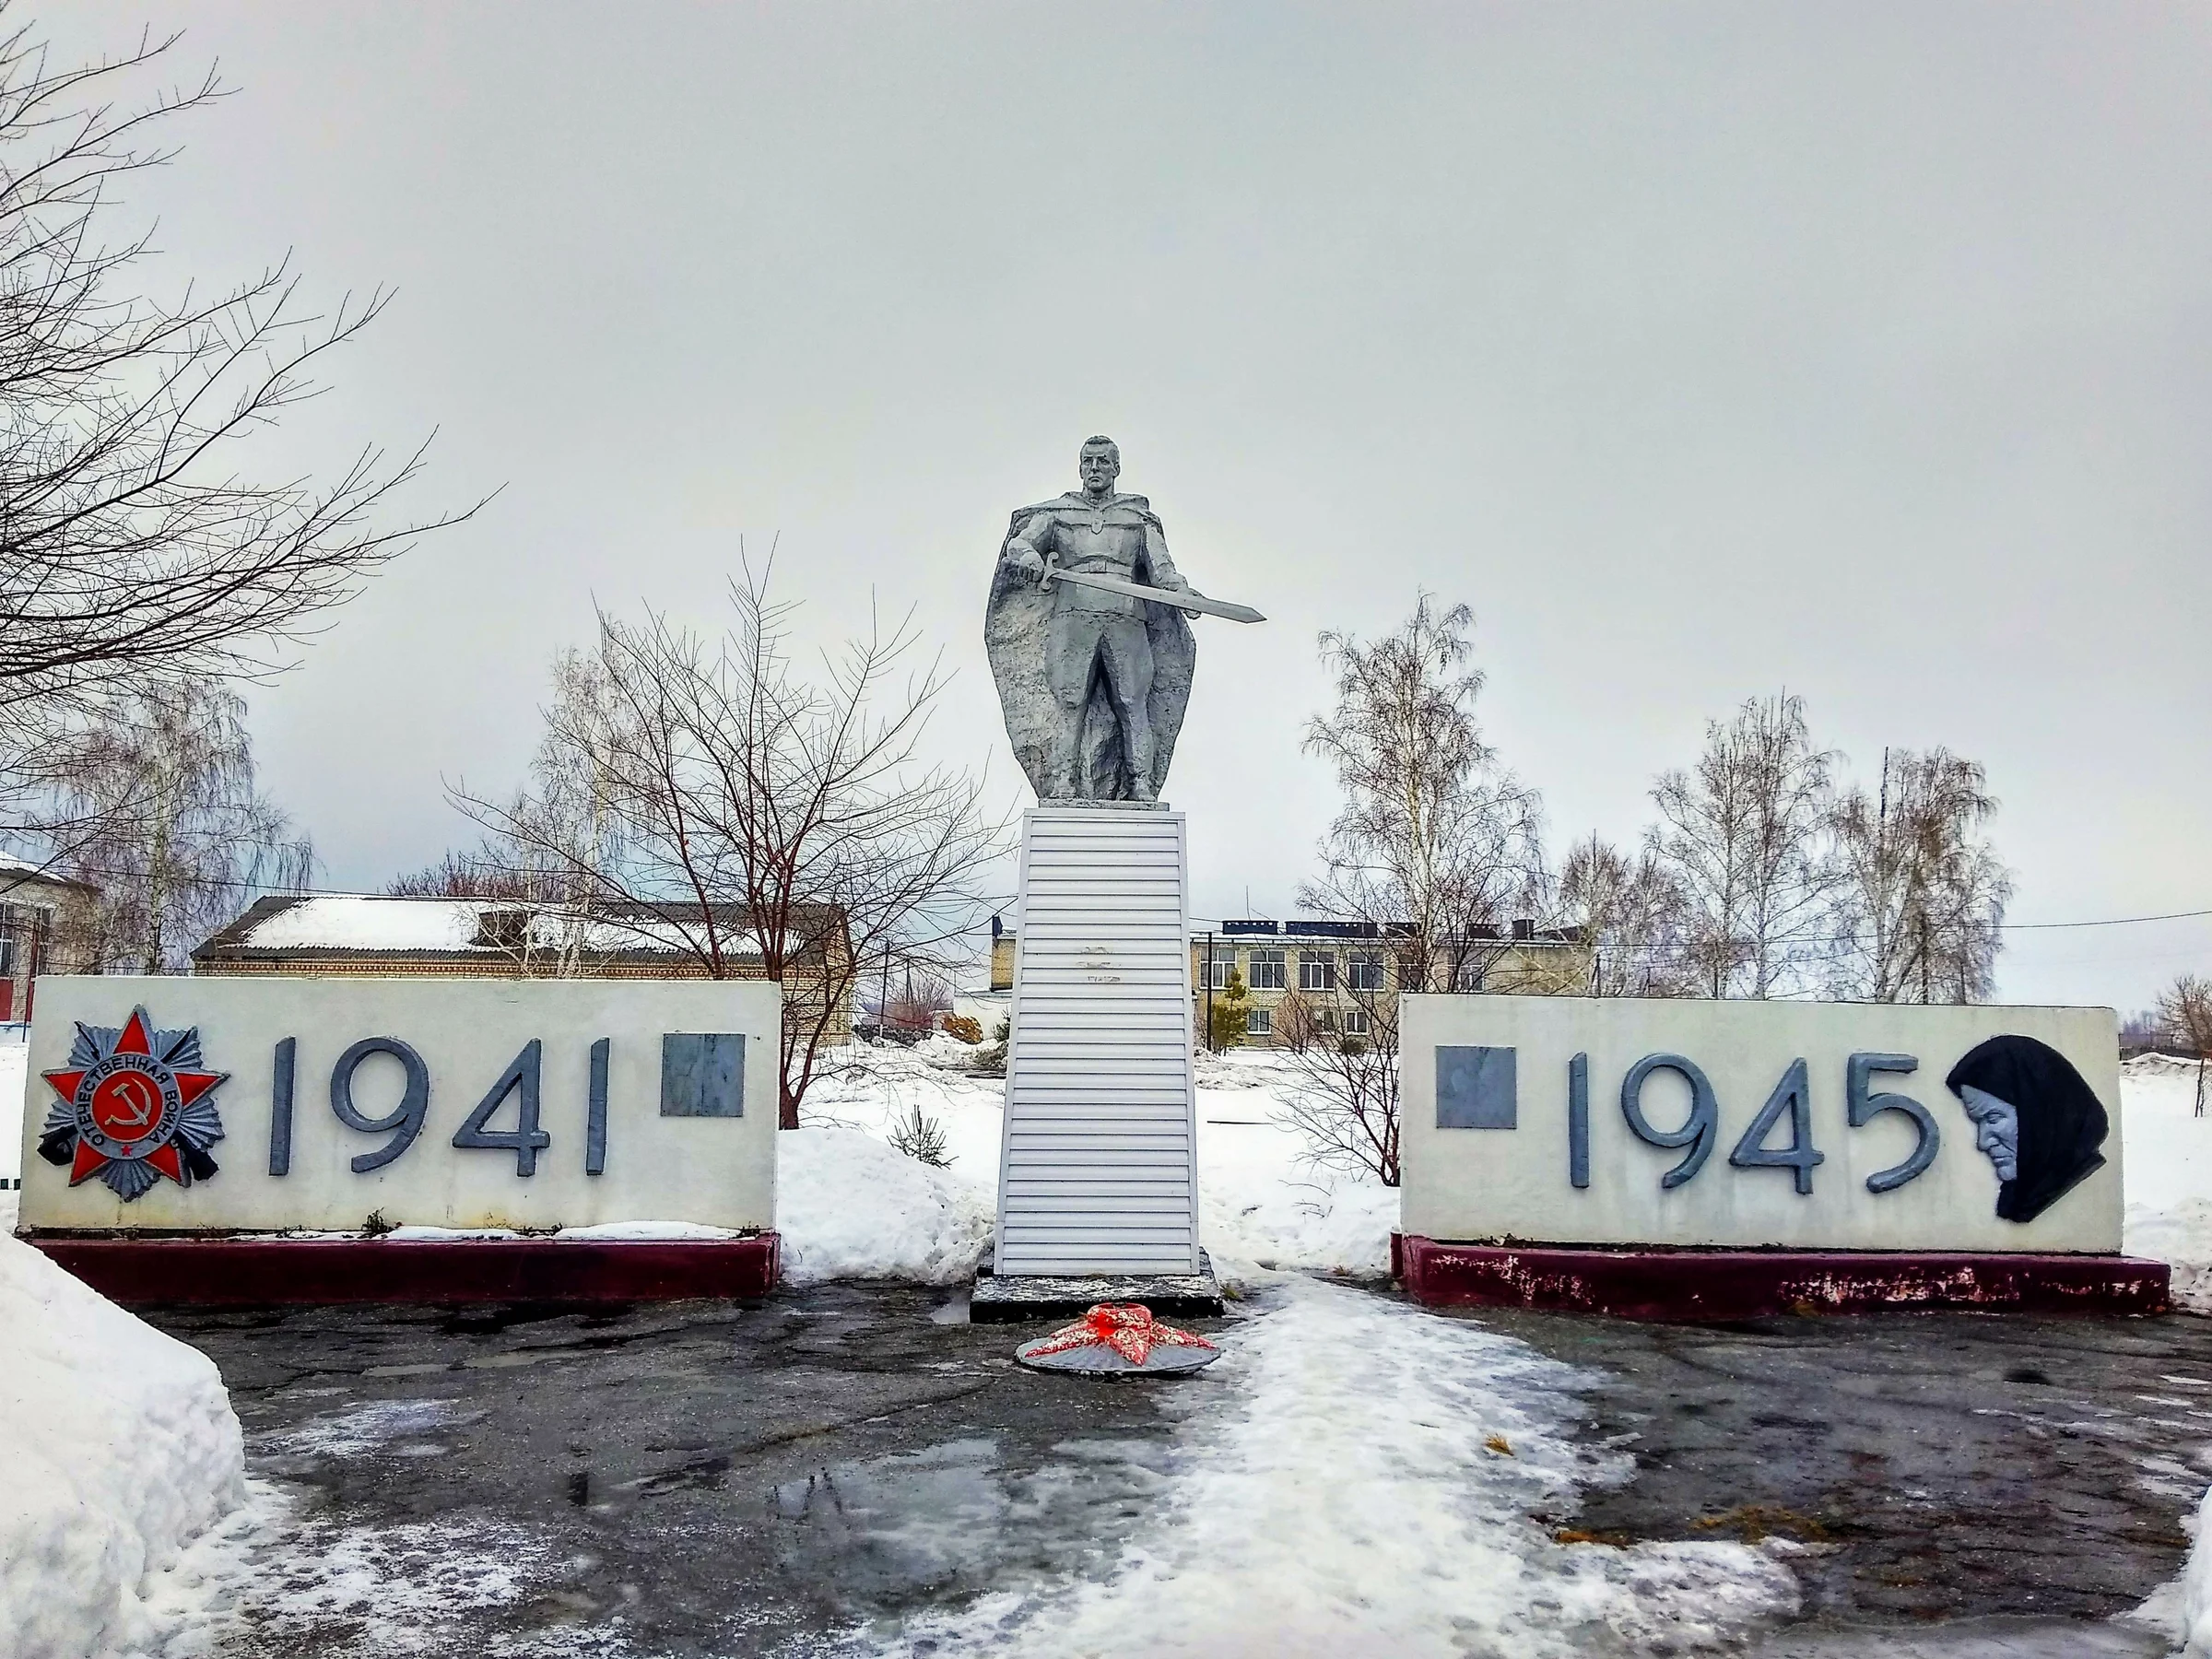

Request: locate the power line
(2002, 907), (2212, 931)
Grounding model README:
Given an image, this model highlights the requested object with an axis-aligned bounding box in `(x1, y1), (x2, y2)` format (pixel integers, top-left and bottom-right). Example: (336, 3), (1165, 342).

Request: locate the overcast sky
(56, 2), (2212, 1008)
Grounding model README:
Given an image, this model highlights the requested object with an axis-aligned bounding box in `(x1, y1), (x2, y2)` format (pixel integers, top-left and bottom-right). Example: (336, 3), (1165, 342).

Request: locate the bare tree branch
(0, 11), (478, 837)
(452, 553), (1011, 1126)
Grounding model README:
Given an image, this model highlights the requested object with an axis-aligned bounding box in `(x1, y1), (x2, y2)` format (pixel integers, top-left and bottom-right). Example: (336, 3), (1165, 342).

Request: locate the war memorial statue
(975, 438), (1257, 1323)
(984, 436), (1260, 803)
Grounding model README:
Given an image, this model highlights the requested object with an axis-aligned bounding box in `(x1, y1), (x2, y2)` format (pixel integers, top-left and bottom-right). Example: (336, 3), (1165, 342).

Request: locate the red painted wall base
(1394, 1233), (2170, 1320)
(26, 1233), (782, 1306)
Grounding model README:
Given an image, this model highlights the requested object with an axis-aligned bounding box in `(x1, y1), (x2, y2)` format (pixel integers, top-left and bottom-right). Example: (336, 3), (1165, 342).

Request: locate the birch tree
(1283, 595), (1547, 1184)
(1647, 694), (1841, 998)
(1830, 747), (2011, 1003)
(40, 677), (312, 970)
(1557, 833), (1691, 996)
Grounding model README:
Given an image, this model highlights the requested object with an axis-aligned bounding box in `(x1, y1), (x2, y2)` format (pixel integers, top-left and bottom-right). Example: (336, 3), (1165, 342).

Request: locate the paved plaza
(143, 1284), (2206, 1657)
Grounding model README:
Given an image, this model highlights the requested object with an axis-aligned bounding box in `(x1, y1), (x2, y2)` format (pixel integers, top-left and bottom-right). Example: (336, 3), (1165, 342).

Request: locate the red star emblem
(40, 1006), (229, 1201)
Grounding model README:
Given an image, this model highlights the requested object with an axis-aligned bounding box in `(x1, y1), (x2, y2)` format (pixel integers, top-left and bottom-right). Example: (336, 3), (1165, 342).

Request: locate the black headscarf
(1945, 1034), (2109, 1224)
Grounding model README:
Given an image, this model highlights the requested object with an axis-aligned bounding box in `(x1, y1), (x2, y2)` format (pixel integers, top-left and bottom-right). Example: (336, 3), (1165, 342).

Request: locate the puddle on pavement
(770, 1433), (1176, 1618)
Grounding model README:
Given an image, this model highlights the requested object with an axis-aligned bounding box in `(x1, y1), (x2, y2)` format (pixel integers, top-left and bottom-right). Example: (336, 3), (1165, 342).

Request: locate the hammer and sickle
(107, 1073), (159, 1132)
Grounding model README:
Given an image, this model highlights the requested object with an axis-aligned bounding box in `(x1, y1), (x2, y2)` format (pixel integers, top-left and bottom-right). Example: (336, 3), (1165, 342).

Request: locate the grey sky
(59, 2), (2212, 1008)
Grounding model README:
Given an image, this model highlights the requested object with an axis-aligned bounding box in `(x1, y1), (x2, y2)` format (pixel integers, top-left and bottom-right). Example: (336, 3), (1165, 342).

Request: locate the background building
(1189, 918), (1589, 1047)
(988, 914), (1590, 1049)
(194, 894), (854, 1041)
(0, 857), (100, 1024)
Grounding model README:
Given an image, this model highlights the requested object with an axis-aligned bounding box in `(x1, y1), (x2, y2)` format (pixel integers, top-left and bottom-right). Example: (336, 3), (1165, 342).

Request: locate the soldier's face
(1079, 446), (1118, 494)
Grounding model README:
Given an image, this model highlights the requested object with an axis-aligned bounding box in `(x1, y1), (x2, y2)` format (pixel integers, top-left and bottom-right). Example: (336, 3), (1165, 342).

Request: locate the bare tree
(1647, 694), (1841, 998)
(0, 18), (471, 841)
(1273, 1009), (1403, 1187)
(456, 558), (1009, 1127)
(1282, 596), (1547, 1185)
(883, 971), (953, 1040)
(2159, 973), (2212, 1119)
(1830, 747), (2012, 1003)
(1557, 832), (1692, 996)
(1300, 596), (1547, 994)
(387, 850), (548, 901)
(36, 675), (311, 970)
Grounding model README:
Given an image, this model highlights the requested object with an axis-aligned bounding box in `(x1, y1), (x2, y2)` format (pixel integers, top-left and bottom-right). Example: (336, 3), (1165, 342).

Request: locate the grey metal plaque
(660, 1033), (746, 1118)
(1436, 1044), (1517, 1130)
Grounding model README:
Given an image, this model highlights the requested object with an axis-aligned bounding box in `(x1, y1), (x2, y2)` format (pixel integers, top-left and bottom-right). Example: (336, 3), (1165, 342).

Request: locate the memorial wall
(1401, 994), (2124, 1255)
(19, 975), (780, 1235)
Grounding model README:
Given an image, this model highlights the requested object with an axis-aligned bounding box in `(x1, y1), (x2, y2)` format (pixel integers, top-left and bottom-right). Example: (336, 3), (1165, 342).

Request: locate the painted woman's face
(1958, 1085), (2021, 1182)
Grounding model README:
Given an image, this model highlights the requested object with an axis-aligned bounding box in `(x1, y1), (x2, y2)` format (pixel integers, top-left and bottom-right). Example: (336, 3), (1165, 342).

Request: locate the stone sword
(1038, 551), (1265, 624)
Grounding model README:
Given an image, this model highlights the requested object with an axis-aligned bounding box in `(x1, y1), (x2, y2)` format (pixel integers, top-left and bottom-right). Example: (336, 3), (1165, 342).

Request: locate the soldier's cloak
(983, 492), (1197, 802)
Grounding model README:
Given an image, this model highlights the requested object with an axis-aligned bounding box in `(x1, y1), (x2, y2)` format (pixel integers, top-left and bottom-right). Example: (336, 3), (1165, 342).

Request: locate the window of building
(1347, 952), (1384, 993)
(1202, 954), (1234, 991)
(1248, 948), (1286, 990)
(1246, 1006), (1272, 1036)
(1300, 950), (1337, 992)
(1315, 1006), (1338, 1030)
(1344, 1006), (1371, 1036)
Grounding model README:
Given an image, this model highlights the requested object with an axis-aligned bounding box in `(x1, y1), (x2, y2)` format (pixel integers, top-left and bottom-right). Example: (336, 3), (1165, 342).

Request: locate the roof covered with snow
(0, 853), (97, 895)
(189, 894), (829, 967)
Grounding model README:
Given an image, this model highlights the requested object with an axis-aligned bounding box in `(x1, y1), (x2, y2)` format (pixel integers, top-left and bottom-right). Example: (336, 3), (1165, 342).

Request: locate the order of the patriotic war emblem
(38, 1006), (228, 1201)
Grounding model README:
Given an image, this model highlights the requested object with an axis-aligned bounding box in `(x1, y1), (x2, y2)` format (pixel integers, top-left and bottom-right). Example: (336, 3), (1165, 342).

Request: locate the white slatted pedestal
(974, 802), (1221, 1320)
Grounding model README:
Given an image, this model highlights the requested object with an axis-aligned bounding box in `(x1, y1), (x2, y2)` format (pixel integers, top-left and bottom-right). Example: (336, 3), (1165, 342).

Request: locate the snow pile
(1194, 1050), (1397, 1279)
(2121, 1057), (2212, 1311)
(0, 1232), (245, 1659)
(912, 1030), (984, 1069)
(779, 1125), (994, 1286)
(2183, 1483), (2212, 1657)
(889, 1278), (1797, 1656)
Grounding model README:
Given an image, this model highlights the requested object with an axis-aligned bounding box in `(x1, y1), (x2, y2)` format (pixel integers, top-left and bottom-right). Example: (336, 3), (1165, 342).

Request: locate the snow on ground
(886, 1276), (1798, 1657)
(2183, 1481), (2212, 1657)
(0, 1231), (245, 1659)
(142, 1477), (614, 1659)
(791, 1042), (1396, 1286)
(2123, 1055), (2212, 1312)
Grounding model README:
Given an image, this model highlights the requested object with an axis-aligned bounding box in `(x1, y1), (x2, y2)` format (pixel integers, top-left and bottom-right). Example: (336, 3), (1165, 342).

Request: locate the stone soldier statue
(984, 437), (1259, 802)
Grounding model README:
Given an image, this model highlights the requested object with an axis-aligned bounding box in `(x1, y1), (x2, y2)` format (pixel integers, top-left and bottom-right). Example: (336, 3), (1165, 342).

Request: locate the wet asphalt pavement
(162, 1284), (1200, 1655)
(147, 1286), (2212, 1656)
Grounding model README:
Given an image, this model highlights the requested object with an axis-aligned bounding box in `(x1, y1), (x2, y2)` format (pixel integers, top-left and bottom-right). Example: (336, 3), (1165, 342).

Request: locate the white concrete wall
(1401, 995), (2123, 1253)
(19, 976), (779, 1233)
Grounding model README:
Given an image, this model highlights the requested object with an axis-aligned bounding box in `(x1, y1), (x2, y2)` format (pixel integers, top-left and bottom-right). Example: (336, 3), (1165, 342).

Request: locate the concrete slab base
(971, 1250), (1224, 1324)
(1395, 1233), (2170, 1320)
(24, 1232), (782, 1305)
